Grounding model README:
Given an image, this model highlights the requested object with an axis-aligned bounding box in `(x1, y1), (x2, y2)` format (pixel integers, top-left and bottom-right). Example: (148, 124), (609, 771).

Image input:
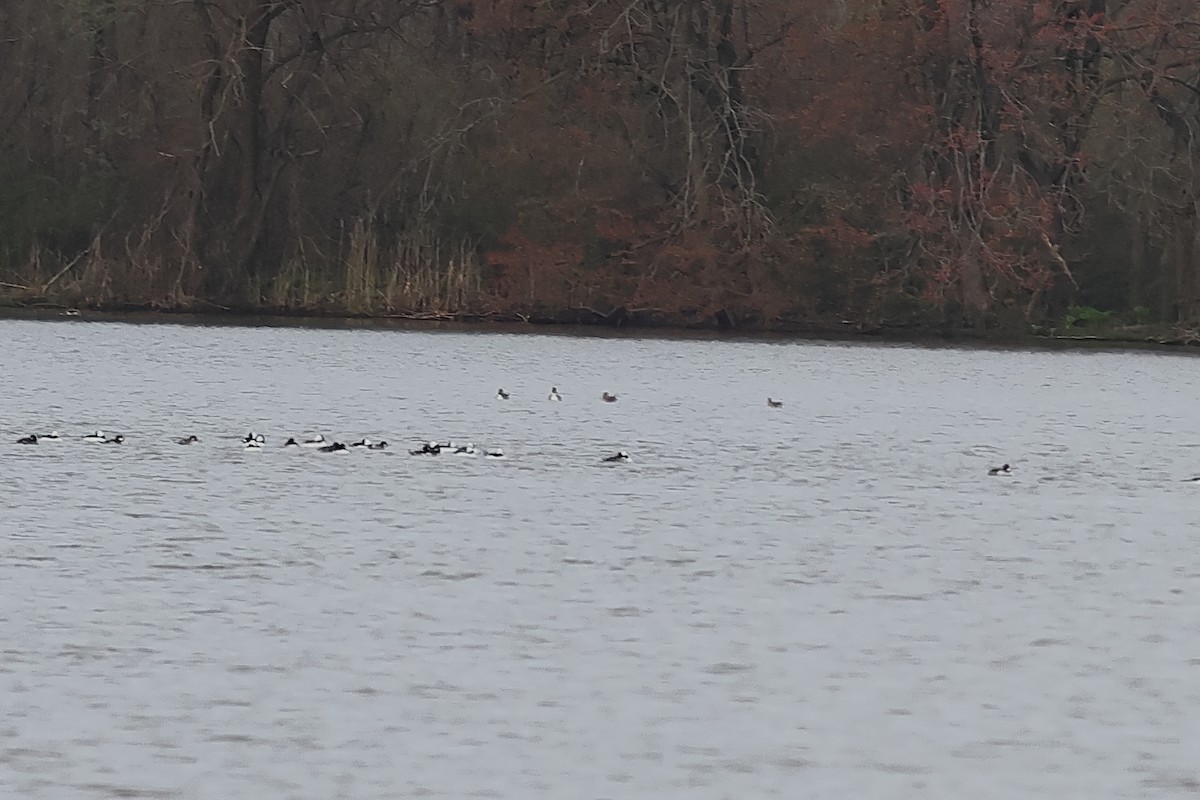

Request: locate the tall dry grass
(317, 216), (482, 314)
(3, 215), (484, 316)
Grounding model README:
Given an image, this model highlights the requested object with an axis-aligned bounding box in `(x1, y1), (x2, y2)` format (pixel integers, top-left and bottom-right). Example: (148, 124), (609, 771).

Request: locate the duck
(452, 443), (477, 456)
(16, 434), (38, 445)
(548, 386), (562, 401)
(351, 438), (372, 448)
(367, 441), (389, 450)
(243, 432), (265, 444)
(497, 388), (510, 400)
(105, 435), (125, 445)
(411, 441), (441, 455)
(244, 439), (264, 451)
(299, 434), (327, 448)
(767, 398), (784, 408)
(484, 448), (506, 459)
(83, 430), (106, 443)
(318, 441), (349, 453)
(176, 435), (199, 445)
(988, 463), (1011, 475)
(40, 431), (61, 441)
(283, 437), (300, 447)
(603, 451), (631, 463)
(602, 392), (618, 403)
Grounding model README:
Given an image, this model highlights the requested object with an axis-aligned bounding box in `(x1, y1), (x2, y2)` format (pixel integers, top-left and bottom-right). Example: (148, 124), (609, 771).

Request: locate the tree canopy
(2, 0), (1199, 330)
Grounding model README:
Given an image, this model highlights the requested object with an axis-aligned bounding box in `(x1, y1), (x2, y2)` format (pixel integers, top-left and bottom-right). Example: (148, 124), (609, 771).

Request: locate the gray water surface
(2, 319), (1198, 799)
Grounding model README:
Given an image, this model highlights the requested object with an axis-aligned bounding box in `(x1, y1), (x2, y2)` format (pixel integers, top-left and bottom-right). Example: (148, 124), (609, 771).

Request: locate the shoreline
(1, 302), (1197, 354)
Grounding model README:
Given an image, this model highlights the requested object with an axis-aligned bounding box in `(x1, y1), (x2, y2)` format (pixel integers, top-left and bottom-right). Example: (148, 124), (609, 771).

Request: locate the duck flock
(3, 388), (1038, 474)
(9, 387), (650, 463)
(8, 388), (1123, 476)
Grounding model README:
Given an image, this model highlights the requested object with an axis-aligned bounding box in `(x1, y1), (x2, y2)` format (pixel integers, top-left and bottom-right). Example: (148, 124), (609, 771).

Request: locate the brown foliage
(5, 0), (1200, 328)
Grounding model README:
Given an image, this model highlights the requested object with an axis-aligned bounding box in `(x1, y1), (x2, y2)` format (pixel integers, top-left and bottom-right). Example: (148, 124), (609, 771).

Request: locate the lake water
(2, 317), (1198, 799)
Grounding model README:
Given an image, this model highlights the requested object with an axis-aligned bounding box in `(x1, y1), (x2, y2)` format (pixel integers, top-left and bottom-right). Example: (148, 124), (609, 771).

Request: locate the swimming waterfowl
(548, 387), (562, 401)
(16, 434), (37, 445)
(40, 431), (61, 441)
(497, 388), (510, 400)
(176, 435), (199, 445)
(105, 435), (125, 445)
(988, 463), (1011, 475)
(602, 392), (618, 403)
(299, 435), (327, 448)
(484, 448), (505, 459)
(351, 438), (372, 448)
(318, 442), (349, 453)
(767, 398), (783, 408)
(244, 439), (264, 451)
(411, 441), (441, 455)
(243, 432), (265, 444)
(452, 443), (477, 455)
(283, 437), (300, 447)
(367, 441), (389, 450)
(82, 430), (106, 443)
(603, 451), (630, 463)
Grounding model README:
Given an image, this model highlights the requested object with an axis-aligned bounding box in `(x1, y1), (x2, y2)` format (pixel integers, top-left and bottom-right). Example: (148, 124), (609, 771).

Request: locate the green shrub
(1065, 305), (1113, 328)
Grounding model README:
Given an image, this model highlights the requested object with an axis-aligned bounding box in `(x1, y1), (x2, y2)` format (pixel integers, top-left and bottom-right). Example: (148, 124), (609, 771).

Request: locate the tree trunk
(959, 231), (990, 327)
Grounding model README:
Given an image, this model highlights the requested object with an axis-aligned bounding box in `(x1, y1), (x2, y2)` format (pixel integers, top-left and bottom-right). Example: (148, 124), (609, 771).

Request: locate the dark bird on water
(988, 463), (1011, 475)
(602, 392), (618, 403)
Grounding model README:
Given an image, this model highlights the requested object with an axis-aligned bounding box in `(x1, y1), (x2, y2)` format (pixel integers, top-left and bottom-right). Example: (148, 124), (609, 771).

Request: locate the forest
(2, 0), (1199, 333)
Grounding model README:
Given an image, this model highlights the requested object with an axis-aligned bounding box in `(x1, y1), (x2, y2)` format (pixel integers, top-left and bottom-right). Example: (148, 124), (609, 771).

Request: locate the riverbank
(0, 293), (875, 333)
(3, 300), (1199, 353)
